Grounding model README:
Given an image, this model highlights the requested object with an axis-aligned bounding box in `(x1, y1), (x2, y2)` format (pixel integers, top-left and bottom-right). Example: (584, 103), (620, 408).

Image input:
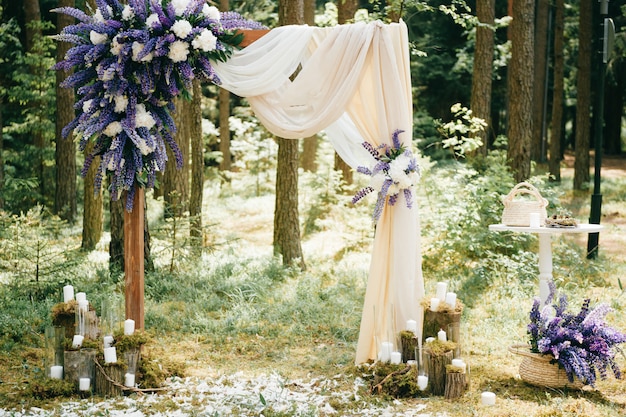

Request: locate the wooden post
(124, 188), (145, 330)
(426, 349), (453, 396)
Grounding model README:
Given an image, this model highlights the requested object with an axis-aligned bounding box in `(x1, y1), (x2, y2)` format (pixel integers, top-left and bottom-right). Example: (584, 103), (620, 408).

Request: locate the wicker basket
(509, 344), (583, 389)
(501, 182), (548, 226)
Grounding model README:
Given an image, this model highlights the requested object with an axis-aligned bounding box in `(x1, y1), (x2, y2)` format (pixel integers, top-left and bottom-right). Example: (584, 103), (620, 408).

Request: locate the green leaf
(259, 393), (266, 406)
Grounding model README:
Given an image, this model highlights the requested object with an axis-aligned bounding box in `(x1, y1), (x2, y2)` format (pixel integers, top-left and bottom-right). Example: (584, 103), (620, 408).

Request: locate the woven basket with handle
(501, 182), (548, 226)
(508, 344), (584, 389)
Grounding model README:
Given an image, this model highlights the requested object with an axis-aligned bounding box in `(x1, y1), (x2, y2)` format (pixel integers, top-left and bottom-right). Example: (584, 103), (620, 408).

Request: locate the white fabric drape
(213, 21), (424, 364)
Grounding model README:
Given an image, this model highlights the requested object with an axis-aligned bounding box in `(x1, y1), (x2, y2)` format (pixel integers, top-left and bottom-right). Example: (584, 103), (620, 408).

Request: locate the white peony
(82, 99), (93, 113)
(113, 95), (129, 113)
(146, 13), (160, 28)
(192, 29), (217, 52)
(168, 40), (189, 62)
(172, 19), (193, 39)
(202, 5), (220, 20)
(171, 0), (191, 16)
(104, 121), (123, 137)
(135, 104), (156, 129)
(121, 5), (135, 21)
(89, 30), (108, 45)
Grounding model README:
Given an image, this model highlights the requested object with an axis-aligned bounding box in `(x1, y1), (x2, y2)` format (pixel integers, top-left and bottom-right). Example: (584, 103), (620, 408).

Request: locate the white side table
(489, 224), (604, 304)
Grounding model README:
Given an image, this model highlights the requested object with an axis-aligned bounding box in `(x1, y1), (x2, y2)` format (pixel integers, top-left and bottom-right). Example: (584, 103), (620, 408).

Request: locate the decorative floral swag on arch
(56, 0), (424, 364)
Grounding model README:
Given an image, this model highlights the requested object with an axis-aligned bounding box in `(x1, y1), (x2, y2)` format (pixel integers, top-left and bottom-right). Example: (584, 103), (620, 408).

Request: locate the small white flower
(89, 30), (108, 45)
(171, 0), (191, 16)
(192, 29), (217, 52)
(104, 121), (123, 137)
(146, 13), (160, 28)
(113, 95), (129, 113)
(135, 104), (156, 129)
(202, 5), (220, 20)
(110, 35), (122, 55)
(168, 40), (189, 62)
(122, 5), (135, 21)
(93, 9), (105, 23)
(82, 99), (93, 113)
(172, 19), (193, 39)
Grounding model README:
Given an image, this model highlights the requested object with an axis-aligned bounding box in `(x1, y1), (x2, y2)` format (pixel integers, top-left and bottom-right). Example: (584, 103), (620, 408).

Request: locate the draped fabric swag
(213, 20), (424, 364)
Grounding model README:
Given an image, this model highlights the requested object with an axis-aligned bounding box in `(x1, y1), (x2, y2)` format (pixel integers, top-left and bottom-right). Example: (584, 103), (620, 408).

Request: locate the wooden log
(444, 370), (467, 400)
(400, 331), (417, 362)
(422, 305), (461, 343)
(425, 349), (453, 396)
(237, 29), (271, 47)
(124, 188), (145, 330)
(95, 360), (125, 397)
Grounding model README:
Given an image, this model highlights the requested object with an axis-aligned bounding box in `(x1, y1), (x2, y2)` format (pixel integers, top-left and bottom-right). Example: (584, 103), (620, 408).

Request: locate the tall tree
(548, 0), (564, 181)
(470, 0), (495, 154)
(81, 143), (103, 250)
(55, 0), (77, 222)
(332, 0), (358, 184)
(300, 0), (318, 173)
(189, 80), (204, 241)
(218, 0), (232, 171)
(274, 0), (305, 269)
(573, 0), (593, 189)
(163, 96), (190, 217)
(507, 0), (535, 182)
(531, 0), (550, 162)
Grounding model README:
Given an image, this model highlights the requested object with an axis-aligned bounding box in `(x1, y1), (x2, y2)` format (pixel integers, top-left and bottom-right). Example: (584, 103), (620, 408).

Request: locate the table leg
(538, 233), (553, 305)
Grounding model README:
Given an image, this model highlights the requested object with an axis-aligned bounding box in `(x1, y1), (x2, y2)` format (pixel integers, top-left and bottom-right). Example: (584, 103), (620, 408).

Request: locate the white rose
(122, 5), (135, 21)
(104, 121), (123, 137)
(168, 40), (189, 62)
(146, 13), (160, 28)
(192, 28), (217, 52)
(90, 30), (108, 45)
(113, 95), (128, 113)
(202, 5), (220, 20)
(171, 0), (191, 16)
(172, 19), (193, 39)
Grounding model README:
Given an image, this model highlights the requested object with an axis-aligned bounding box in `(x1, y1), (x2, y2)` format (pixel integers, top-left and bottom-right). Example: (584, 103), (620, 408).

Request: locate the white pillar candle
(417, 375), (428, 391)
(437, 329), (447, 342)
(104, 346), (117, 364)
(390, 351), (402, 364)
(425, 337), (436, 343)
(380, 342), (393, 363)
(445, 292), (457, 309)
(529, 212), (541, 228)
(124, 319), (135, 336)
(430, 297), (440, 312)
(103, 335), (114, 349)
(435, 282), (447, 301)
(124, 373), (136, 387)
(406, 319), (417, 333)
(79, 377), (91, 391)
(50, 365), (63, 379)
(72, 334), (84, 348)
(63, 285), (74, 303)
(75, 292), (87, 303)
(78, 299), (89, 312)
(481, 391), (496, 406)
(451, 358), (467, 372)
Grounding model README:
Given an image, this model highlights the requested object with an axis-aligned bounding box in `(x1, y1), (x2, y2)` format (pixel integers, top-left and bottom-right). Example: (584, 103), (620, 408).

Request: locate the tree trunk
(110, 198), (124, 272)
(506, 0), (535, 183)
(573, 0), (593, 190)
(218, 0), (232, 171)
(81, 145), (103, 251)
(274, 0), (305, 269)
(531, 0), (550, 162)
(189, 80), (204, 241)
(55, 0), (77, 222)
(164, 96), (190, 217)
(332, 0), (358, 185)
(0, 98), (4, 210)
(300, 0), (318, 173)
(470, 0), (495, 154)
(548, 0), (564, 181)
(23, 0), (41, 52)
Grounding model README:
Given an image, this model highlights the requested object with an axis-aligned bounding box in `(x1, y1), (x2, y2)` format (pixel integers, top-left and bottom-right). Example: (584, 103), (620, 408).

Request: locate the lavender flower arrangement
(527, 290), (626, 387)
(53, 0), (265, 210)
(352, 130), (420, 222)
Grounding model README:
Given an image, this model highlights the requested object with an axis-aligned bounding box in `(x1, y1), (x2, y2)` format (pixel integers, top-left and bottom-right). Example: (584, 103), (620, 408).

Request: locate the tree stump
(422, 302), (462, 343)
(444, 370), (467, 400)
(95, 361), (125, 397)
(400, 331), (417, 362)
(425, 349), (453, 396)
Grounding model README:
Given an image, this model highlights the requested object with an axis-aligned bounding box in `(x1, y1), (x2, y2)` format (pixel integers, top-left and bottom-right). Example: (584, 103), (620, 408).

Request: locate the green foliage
(438, 103), (487, 158)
